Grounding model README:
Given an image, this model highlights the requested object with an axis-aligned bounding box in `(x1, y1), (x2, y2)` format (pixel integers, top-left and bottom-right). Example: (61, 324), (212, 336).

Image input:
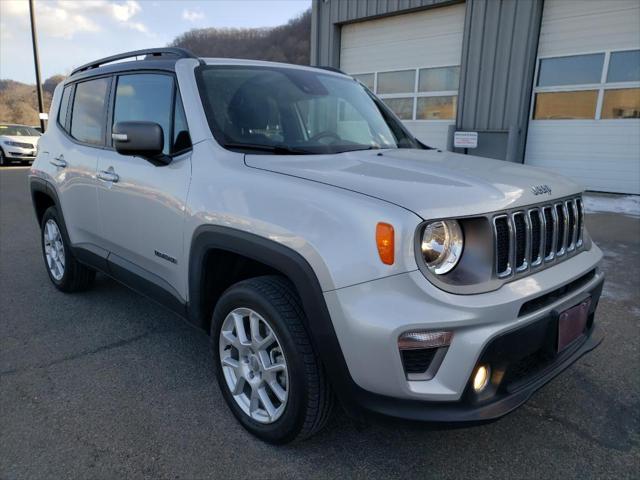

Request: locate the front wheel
(211, 276), (333, 443)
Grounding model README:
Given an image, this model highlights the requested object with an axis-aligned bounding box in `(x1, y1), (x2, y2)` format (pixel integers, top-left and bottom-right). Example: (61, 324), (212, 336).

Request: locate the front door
(96, 73), (192, 301)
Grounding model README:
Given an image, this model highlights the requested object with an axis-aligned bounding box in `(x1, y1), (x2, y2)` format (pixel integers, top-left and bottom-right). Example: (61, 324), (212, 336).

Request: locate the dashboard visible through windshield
(196, 65), (423, 154)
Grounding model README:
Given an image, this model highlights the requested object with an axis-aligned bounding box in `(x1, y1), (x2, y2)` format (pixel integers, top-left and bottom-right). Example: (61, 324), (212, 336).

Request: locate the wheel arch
(29, 177), (60, 227)
(187, 225), (358, 409)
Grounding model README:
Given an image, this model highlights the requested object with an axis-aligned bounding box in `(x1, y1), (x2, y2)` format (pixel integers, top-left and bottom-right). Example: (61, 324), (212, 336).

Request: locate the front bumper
(3, 146), (36, 161)
(324, 245), (604, 422)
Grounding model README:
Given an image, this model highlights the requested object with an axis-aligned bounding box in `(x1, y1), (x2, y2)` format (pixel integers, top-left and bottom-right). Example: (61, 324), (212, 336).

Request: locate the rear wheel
(211, 276), (333, 443)
(41, 206), (96, 292)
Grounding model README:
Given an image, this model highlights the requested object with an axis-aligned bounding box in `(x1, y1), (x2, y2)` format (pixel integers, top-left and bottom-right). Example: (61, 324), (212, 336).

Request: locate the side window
(113, 74), (174, 155)
(70, 77), (110, 145)
(172, 93), (191, 154)
(57, 85), (72, 131)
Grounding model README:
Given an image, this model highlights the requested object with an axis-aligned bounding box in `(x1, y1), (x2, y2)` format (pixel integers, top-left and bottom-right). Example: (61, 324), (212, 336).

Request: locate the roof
(65, 48), (348, 84)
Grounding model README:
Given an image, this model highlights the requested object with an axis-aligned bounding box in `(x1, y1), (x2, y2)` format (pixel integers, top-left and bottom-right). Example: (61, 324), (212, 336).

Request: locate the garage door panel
(340, 3), (465, 149)
(526, 121), (640, 194)
(539, 0), (640, 56)
(341, 34), (464, 73)
(526, 0), (640, 194)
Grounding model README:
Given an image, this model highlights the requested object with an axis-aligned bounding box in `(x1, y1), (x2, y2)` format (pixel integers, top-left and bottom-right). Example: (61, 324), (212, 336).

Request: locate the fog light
(473, 365), (491, 392)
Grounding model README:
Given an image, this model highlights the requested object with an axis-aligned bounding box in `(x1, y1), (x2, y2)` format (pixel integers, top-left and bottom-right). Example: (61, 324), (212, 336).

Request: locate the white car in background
(0, 124), (41, 166)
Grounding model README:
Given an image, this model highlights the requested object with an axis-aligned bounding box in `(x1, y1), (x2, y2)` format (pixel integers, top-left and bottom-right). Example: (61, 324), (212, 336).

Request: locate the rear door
(96, 72), (192, 301)
(51, 77), (111, 250)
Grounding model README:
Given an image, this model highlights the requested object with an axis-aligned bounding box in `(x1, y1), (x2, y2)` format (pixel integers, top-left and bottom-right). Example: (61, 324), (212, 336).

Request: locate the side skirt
(70, 243), (188, 319)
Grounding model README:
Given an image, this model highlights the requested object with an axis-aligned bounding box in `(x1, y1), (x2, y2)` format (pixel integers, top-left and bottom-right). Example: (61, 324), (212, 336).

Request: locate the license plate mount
(557, 298), (591, 352)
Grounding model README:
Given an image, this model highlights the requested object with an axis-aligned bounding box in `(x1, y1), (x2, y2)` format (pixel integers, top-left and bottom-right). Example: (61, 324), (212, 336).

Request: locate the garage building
(311, 0), (640, 194)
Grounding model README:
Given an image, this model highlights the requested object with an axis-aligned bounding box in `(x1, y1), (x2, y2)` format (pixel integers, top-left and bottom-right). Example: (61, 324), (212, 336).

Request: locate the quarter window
(172, 93), (191, 153)
(58, 85), (72, 131)
(70, 77), (110, 145)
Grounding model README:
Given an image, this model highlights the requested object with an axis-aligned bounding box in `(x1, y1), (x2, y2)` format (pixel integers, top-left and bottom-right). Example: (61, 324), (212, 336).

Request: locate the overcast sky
(0, 0), (311, 83)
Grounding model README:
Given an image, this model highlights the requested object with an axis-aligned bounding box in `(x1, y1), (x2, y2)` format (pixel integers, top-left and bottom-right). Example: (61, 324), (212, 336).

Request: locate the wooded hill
(170, 9), (311, 64)
(0, 9), (311, 125)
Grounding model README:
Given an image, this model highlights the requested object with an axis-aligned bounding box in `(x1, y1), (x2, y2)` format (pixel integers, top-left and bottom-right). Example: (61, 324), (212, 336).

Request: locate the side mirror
(112, 121), (170, 165)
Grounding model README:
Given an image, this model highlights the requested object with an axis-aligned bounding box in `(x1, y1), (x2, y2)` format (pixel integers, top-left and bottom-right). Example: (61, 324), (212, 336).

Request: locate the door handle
(50, 156), (67, 168)
(97, 168), (119, 183)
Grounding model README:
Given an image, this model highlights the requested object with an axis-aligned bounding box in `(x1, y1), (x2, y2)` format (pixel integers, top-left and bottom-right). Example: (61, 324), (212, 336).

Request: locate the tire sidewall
(211, 283), (310, 444)
(41, 207), (73, 290)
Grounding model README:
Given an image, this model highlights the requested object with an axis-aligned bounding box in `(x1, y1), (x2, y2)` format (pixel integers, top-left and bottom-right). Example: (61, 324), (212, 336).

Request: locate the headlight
(420, 220), (464, 274)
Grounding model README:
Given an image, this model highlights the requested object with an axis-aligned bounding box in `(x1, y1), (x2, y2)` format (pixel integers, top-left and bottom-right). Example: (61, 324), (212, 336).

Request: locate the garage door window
(352, 73), (374, 91)
(353, 66), (459, 121)
(532, 49), (640, 121)
(601, 88), (640, 119)
(378, 70), (414, 94)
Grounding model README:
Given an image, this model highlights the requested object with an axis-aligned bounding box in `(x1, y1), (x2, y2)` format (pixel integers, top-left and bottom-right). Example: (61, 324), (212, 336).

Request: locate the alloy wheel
(219, 307), (289, 424)
(44, 219), (65, 281)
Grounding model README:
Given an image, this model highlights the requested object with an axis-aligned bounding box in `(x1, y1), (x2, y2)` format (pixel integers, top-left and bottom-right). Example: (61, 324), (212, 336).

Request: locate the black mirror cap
(112, 121), (170, 164)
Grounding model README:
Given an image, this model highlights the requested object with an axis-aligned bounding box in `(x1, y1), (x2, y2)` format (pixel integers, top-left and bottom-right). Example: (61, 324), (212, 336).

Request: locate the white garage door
(340, 3), (466, 149)
(525, 0), (640, 194)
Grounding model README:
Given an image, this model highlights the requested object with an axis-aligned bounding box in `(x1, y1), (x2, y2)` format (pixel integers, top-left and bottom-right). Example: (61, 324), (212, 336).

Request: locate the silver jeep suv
(29, 48), (605, 444)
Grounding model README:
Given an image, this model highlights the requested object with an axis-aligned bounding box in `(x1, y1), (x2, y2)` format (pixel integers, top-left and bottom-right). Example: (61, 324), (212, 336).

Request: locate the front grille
(493, 196), (584, 278)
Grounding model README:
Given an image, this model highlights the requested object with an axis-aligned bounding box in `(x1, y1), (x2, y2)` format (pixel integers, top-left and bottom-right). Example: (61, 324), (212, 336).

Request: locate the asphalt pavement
(1, 167), (638, 479)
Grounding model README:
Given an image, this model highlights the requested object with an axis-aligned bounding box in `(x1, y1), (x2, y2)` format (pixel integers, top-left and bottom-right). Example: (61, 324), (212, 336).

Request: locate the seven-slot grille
(493, 197), (584, 278)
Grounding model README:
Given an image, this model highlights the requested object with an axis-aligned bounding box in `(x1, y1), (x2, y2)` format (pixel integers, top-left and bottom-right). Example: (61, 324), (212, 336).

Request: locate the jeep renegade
(29, 48), (605, 444)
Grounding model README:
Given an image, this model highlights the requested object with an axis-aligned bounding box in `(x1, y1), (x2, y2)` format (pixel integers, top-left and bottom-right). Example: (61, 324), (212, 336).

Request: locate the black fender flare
(187, 225), (363, 413)
(29, 176), (62, 227)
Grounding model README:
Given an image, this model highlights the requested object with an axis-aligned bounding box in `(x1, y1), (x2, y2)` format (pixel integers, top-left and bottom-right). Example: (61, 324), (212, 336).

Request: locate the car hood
(245, 149), (582, 219)
(1, 135), (40, 146)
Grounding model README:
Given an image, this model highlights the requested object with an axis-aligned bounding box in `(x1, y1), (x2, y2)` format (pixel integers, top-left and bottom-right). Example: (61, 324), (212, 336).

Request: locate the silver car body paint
(30, 58), (602, 402)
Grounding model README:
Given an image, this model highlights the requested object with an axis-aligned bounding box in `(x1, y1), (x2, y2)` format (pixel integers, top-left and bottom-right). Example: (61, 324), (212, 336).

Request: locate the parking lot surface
(1, 167), (639, 479)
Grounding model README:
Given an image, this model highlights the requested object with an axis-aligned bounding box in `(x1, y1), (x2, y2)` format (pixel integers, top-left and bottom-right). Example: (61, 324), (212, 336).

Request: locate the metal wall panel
(311, 0), (543, 163)
(457, 0), (543, 162)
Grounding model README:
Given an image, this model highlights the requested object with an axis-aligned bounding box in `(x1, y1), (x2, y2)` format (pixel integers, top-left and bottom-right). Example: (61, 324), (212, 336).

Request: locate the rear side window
(70, 77), (110, 145)
(113, 74), (174, 155)
(58, 85), (72, 131)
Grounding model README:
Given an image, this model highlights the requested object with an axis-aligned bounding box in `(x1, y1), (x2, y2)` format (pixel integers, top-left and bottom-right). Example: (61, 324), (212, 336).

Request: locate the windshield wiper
(223, 142), (312, 155)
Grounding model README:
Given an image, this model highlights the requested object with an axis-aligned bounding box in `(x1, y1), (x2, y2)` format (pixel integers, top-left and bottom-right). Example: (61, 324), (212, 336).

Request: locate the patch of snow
(583, 194), (640, 218)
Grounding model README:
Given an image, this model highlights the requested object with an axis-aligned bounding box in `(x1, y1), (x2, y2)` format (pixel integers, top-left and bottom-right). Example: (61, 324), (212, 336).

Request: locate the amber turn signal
(376, 222), (395, 265)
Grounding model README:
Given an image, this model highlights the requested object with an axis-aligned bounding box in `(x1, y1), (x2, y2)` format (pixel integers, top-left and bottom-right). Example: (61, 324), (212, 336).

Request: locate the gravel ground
(1, 167), (638, 479)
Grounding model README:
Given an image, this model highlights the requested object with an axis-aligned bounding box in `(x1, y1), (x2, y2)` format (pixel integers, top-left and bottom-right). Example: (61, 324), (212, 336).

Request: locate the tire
(0, 148), (5, 166)
(41, 206), (96, 292)
(211, 275), (333, 444)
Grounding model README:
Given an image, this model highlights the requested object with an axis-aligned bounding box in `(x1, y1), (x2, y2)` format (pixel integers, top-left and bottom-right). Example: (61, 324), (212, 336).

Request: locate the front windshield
(0, 125), (41, 136)
(197, 65), (423, 154)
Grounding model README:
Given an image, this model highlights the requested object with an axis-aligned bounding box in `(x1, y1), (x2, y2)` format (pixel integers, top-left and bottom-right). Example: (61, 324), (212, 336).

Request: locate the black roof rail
(314, 66), (347, 75)
(70, 47), (199, 77)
